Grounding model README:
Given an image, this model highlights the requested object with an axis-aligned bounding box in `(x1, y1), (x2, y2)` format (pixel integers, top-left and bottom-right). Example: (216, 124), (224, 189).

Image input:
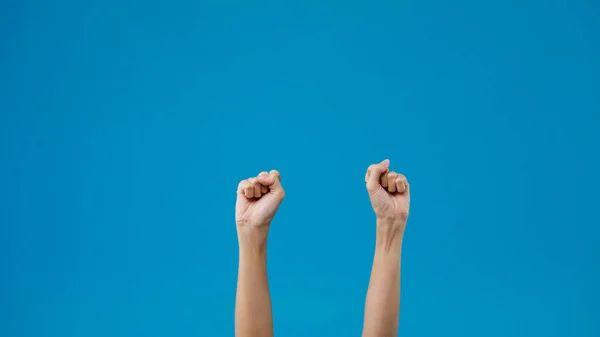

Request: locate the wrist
(375, 218), (405, 251)
(237, 226), (269, 251)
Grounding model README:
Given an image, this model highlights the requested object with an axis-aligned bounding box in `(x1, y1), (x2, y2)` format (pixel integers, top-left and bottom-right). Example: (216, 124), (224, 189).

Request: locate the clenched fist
(365, 159), (410, 225)
(236, 170), (285, 229)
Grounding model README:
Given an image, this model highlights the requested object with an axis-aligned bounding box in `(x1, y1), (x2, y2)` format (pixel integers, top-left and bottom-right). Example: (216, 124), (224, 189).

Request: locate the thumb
(257, 170), (285, 197)
(366, 159), (390, 192)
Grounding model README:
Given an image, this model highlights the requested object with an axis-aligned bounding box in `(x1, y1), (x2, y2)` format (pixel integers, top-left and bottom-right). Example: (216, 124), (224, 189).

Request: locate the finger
(254, 185), (262, 198)
(244, 178), (255, 198)
(253, 180), (262, 198)
(380, 171), (389, 188)
(395, 174), (407, 193)
(257, 172), (269, 194)
(387, 171), (397, 193)
(247, 178), (261, 198)
(257, 170), (285, 197)
(237, 180), (250, 195)
(270, 169), (281, 182)
(366, 159), (390, 192)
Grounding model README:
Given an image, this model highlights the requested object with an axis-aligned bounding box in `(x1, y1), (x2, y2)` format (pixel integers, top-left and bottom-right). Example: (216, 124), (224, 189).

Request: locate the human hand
(236, 170), (285, 230)
(365, 159), (410, 227)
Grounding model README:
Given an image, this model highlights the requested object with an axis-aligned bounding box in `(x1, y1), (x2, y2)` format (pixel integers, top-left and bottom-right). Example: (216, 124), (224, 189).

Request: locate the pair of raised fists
(235, 159), (410, 230)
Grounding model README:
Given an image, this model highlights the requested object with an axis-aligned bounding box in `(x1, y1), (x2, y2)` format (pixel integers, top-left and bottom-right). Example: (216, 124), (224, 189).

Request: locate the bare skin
(233, 161), (410, 337)
(362, 159), (410, 337)
(235, 170), (285, 337)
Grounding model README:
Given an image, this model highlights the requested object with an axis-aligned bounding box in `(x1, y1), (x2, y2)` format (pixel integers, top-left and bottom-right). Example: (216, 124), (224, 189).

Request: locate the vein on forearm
(375, 226), (404, 253)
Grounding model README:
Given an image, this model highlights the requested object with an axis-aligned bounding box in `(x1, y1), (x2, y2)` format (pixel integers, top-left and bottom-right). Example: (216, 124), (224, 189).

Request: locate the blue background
(1, 0), (599, 336)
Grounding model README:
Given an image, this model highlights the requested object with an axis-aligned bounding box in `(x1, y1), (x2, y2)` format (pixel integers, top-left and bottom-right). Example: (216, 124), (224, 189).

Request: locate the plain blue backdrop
(1, 0), (599, 336)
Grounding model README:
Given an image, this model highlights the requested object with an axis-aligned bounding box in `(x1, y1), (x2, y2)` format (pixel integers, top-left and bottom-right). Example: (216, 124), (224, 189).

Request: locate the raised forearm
(362, 220), (404, 337)
(235, 229), (273, 337)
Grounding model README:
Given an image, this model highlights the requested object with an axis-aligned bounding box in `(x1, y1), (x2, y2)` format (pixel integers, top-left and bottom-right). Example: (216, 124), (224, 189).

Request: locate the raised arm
(235, 170), (285, 337)
(362, 159), (410, 337)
